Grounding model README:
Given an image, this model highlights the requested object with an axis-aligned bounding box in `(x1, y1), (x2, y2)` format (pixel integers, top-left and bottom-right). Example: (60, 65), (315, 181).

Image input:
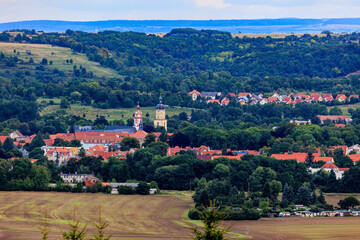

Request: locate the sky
(0, 0), (360, 23)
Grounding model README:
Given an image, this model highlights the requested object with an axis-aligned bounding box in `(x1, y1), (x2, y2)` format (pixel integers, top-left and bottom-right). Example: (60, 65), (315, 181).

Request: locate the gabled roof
(201, 92), (217, 97)
(349, 95), (359, 99)
(238, 92), (251, 97)
(268, 97), (278, 102)
(130, 130), (148, 138)
(336, 94), (347, 100)
(320, 161), (339, 169)
(281, 97), (291, 102)
(348, 154), (360, 162)
(188, 90), (202, 96)
(0, 136), (8, 144)
(228, 93), (236, 97)
(206, 99), (221, 104)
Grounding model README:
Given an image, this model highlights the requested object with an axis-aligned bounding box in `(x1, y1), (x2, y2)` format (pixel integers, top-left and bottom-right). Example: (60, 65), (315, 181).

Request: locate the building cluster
(188, 90), (360, 106)
(268, 209), (360, 218)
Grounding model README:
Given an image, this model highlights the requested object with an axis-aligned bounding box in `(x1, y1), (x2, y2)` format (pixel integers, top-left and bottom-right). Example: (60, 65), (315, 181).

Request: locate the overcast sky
(0, 0), (359, 23)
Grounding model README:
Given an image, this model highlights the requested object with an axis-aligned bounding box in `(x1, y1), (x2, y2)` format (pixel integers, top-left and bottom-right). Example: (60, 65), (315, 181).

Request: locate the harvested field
(232, 217), (360, 240)
(0, 192), (359, 239)
(0, 191), (194, 239)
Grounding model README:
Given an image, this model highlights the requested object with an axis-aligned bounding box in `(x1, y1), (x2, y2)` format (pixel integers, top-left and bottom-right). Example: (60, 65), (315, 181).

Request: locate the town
(188, 90), (360, 106)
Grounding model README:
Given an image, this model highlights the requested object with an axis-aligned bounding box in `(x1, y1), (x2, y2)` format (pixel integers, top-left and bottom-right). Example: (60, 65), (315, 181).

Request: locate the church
(133, 96), (167, 131)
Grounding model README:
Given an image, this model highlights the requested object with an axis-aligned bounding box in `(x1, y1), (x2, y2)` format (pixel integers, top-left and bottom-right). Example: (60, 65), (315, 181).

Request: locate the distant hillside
(1, 18), (360, 33)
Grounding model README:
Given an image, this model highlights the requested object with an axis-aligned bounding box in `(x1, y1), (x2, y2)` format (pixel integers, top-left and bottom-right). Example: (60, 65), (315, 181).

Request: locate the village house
(309, 161), (349, 179)
(316, 115), (352, 124)
(336, 94), (347, 102)
(59, 173), (94, 183)
(45, 147), (78, 165)
(188, 90), (202, 101)
(201, 92), (219, 100)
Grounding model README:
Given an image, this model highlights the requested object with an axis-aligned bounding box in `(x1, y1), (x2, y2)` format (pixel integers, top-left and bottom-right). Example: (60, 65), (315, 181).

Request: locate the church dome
(156, 96), (165, 110)
(156, 103), (165, 110)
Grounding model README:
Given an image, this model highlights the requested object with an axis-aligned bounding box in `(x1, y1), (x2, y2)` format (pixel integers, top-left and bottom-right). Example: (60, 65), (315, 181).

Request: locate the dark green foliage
(338, 196), (360, 209)
(295, 186), (311, 206)
(117, 185), (134, 195)
(136, 181), (150, 195)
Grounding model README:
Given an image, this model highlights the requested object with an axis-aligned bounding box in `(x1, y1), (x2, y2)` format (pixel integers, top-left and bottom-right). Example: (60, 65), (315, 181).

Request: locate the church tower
(133, 103), (143, 131)
(154, 96), (167, 131)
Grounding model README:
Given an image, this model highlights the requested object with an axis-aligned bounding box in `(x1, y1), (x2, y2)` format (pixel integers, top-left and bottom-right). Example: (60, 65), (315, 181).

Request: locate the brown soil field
(0, 192), (360, 239)
(233, 217), (360, 240)
(0, 191), (194, 239)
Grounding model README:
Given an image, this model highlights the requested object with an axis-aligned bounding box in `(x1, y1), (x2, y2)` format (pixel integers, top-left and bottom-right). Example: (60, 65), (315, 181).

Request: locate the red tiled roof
(320, 161), (339, 169)
(336, 94), (347, 100)
(281, 97), (291, 102)
(228, 93), (236, 97)
(268, 97), (278, 102)
(349, 95), (359, 99)
(207, 99), (221, 104)
(317, 115), (352, 121)
(348, 154), (360, 162)
(323, 94), (334, 101)
(0, 136), (8, 144)
(314, 156), (334, 162)
(311, 94), (322, 101)
(188, 90), (202, 96)
(339, 168), (350, 171)
(238, 93), (251, 97)
(271, 153), (307, 162)
(49, 133), (76, 141)
(130, 130), (148, 138)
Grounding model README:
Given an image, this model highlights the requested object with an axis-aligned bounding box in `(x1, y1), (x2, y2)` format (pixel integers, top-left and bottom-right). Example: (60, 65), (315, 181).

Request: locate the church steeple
(134, 102), (143, 131)
(154, 96), (167, 130)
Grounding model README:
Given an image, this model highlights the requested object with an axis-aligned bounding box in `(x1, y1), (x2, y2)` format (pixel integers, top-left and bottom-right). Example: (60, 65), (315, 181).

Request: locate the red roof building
(316, 115), (352, 124)
(322, 94), (334, 101)
(336, 94), (347, 102)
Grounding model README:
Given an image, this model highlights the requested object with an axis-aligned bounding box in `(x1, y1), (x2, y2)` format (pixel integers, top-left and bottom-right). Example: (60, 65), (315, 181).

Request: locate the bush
(136, 182), (150, 195)
(118, 185), (134, 195)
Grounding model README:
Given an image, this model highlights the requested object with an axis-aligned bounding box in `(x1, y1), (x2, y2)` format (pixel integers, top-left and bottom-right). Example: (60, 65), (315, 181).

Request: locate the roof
(271, 153), (307, 162)
(348, 154), (360, 162)
(130, 130), (148, 139)
(314, 156), (334, 162)
(317, 115), (352, 121)
(268, 97), (278, 102)
(207, 99), (220, 104)
(188, 90), (202, 96)
(349, 95), (359, 99)
(228, 93), (236, 97)
(281, 97), (291, 102)
(238, 93), (251, 97)
(201, 92), (217, 97)
(0, 136), (8, 144)
(336, 94), (347, 100)
(320, 161), (339, 169)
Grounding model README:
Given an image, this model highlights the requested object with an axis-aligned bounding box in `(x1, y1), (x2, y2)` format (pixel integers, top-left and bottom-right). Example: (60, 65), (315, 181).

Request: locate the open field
(0, 192), (360, 239)
(38, 101), (192, 121)
(327, 103), (360, 116)
(232, 217), (360, 240)
(232, 33), (327, 38)
(324, 193), (360, 207)
(0, 42), (121, 78)
(0, 191), (194, 239)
